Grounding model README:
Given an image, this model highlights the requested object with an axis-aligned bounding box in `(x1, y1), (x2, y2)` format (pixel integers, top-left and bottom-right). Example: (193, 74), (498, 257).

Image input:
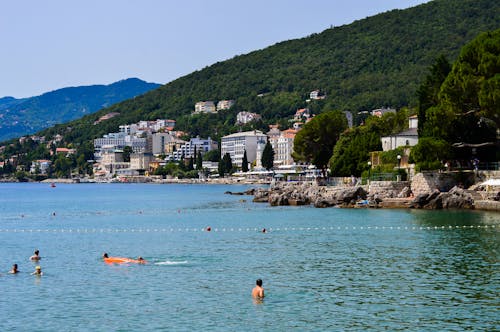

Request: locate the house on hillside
(194, 101), (216, 114)
(380, 115), (419, 151)
(309, 90), (326, 100)
(236, 111), (261, 125)
(30, 160), (51, 174)
(371, 108), (396, 117)
(217, 100), (235, 111)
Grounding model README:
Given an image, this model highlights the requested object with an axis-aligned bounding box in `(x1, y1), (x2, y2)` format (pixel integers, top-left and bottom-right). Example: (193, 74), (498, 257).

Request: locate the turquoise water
(1, 183), (499, 331)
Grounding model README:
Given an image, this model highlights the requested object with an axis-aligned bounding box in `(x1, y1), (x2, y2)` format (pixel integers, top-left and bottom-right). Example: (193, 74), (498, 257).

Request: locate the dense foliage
(329, 109), (410, 176)
(293, 111), (347, 175)
(415, 28), (500, 167)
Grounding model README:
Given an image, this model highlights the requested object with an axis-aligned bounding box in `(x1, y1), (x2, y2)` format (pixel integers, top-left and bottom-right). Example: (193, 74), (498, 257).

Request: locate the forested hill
(0, 78), (160, 141)
(37, 0), (500, 145)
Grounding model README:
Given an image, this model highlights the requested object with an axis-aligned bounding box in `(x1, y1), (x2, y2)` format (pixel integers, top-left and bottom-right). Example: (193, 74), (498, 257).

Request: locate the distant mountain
(0, 78), (161, 141)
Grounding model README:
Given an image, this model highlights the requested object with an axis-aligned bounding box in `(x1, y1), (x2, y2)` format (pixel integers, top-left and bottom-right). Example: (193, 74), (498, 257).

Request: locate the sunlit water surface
(0, 183), (498, 331)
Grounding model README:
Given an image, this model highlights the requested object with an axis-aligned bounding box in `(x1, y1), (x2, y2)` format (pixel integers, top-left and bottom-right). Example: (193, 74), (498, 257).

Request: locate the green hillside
(9, 0), (500, 147)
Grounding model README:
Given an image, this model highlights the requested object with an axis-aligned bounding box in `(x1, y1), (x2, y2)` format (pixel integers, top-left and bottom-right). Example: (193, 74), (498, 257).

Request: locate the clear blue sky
(0, 0), (428, 98)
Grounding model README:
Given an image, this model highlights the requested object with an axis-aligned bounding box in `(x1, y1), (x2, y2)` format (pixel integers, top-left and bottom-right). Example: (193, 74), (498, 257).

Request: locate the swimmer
(30, 249), (41, 261)
(31, 266), (43, 276)
(103, 253), (109, 259)
(137, 256), (146, 264)
(9, 264), (19, 274)
(252, 279), (265, 299)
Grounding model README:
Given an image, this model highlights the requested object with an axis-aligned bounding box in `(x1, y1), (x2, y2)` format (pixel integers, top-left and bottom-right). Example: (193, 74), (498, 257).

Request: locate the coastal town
(5, 92), (405, 182)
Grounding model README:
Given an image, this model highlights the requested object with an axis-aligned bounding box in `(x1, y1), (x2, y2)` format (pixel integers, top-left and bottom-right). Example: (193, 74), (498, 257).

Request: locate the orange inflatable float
(104, 257), (147, 264)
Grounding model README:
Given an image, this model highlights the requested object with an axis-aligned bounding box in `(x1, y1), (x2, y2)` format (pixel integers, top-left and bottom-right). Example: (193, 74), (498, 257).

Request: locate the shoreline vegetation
(2, 172), (499, 212)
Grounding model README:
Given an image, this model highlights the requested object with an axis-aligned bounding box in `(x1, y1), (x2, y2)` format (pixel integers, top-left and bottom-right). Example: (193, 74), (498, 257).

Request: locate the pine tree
(241, 150), (249, 172)
(196, 151), (203, 170)
(261, 141), (274, 170)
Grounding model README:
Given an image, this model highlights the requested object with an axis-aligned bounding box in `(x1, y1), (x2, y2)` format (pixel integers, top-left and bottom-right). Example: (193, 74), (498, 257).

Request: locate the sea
(0, 183), (498, 331)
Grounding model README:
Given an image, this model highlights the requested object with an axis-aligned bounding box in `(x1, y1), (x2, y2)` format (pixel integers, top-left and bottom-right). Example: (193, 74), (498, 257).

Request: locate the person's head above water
(256, 279), (262, 286)
(103, 253), (108, 258)
(34, 250), (39, 255)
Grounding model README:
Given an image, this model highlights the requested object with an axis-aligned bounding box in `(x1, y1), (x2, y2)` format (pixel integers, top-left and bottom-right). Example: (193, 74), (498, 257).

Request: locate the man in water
(30, 249), (41, 261)
(9, 264), (19, 274)
(31, 266), (43, 276)
(252, 279), (265, 299)
(102, 253), (109, 259)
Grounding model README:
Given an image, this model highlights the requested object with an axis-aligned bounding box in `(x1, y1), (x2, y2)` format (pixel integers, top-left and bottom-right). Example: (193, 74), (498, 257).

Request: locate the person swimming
(252, 279), (265, 299)
(103, 253), (109, 259)
(30, 249), (41, 261)
(31, 266), (43, 276)
(9, 264), (19, 274)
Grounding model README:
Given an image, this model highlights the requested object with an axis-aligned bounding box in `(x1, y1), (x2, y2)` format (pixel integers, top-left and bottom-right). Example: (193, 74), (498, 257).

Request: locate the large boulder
(441, 186), (474, 209)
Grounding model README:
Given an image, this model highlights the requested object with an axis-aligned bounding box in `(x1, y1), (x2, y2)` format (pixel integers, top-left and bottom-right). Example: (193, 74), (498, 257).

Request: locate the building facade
(221, 130), (267, 167)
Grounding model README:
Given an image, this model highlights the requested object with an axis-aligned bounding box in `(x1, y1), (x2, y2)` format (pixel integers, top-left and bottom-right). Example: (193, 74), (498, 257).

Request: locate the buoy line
(0, 224), (497, 234)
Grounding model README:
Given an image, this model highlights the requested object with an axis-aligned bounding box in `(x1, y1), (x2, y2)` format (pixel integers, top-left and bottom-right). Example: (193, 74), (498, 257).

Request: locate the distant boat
(50, 183), (56, 188)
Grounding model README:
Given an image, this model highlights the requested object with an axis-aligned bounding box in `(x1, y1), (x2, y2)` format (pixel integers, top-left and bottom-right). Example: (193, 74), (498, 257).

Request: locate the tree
(196, 151), (203, 170)
(261, 142), (274, 171)
(421, 29), (500, 161)
(204, 149), (220, 162)
(410, 137), (452, 171)
(416, 55), (451, 136)
(241, 150), (249, 172)
(122, 146), (133, 162)
(329, 127), (381, 176)
(218, 153), (233, 177)
(187, 157), (194, 171)
(293, 111), (348, 176)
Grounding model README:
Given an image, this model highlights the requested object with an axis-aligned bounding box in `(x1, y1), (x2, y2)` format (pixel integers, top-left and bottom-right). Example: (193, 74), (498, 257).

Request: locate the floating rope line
(0, 224), (497, 234)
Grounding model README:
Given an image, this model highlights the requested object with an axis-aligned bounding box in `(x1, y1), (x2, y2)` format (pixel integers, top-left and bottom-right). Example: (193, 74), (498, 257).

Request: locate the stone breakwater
(234, 180), (500, 211)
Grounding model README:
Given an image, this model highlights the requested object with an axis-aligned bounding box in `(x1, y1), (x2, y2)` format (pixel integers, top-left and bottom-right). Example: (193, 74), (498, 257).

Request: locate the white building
(217, 100), (235, 111)
(269, 128), (297, 166)
(380, 115), (419, 151)
(194, 101), (216, 114)
(221, 130), (267, 167)
(30, 160), (51, 174)
(310, 90), (326, 100)
(166, 137), (218, 161)
(130, 153), (153, 170)
(236, 111), (261, 124)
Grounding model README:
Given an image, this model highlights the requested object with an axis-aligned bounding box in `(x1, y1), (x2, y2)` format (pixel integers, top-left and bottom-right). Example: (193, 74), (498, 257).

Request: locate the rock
(397, 186), (412, 198)
(225, 188), (256, 195)
(252, 188), (269, 203)
(441, 186), (474, 209)
(313, 198), (336, 208)
(269, 192), (289, 206)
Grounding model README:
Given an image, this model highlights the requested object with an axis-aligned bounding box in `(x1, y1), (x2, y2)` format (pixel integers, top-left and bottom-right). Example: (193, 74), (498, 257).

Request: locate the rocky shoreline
(229, 179), (500, 212)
